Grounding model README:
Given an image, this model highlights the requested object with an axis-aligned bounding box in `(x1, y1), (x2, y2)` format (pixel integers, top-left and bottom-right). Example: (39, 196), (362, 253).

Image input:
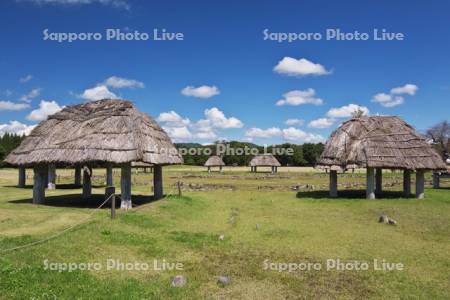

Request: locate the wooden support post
(403, 170), (411, 197)
(120, 163), (132, 209)
(153, 165), (163, 200)
(82, 166), (92, 200)
(271, 166), (275, 174)
(33, 165), (46, 204)
(106, 164), (113, 186)
(74, 166), (81, 187)
(18, 167), (26, 188)
(330, 170), (338, 198)
(366, 167), (376, 199)
(48, 164), (56, 190)
(416, 170), (425, 199)
(177, 181), (182, 197)
(219, 166), (223, 172)
(375, 168), (382, 196)
(105, 186), (115, 219)
(433, 172), (440, 189)
(254, 166), (257, 173)
(208, 166), (211, 173)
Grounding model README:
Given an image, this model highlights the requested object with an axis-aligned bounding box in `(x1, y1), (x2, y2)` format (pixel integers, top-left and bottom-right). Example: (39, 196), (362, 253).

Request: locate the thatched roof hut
(249, 154), (280, 173)
(317, 116), (446, 199)
(204, 156), (225, 172)
(6, 99), (182, 206)
(204, 156), (225, 167)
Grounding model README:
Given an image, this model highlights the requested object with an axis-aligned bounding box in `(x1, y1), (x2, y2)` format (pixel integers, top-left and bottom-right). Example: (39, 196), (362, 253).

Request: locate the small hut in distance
(204, 155), (225, 172)
(317, 116), (446, 199)
(250, 154), (281, 173)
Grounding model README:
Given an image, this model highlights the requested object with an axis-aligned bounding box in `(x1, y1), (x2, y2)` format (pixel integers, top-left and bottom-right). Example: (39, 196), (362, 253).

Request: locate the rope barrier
(0, 194), (114, 254)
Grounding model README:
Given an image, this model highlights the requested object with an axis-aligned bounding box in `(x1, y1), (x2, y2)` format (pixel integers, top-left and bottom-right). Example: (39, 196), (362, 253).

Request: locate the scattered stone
(217, 276), (231, 286)
(388, 219), (397, 226)
(171, 275), (187, 288)
(218, 234), (225, 241)
(379, 214), (389, 224)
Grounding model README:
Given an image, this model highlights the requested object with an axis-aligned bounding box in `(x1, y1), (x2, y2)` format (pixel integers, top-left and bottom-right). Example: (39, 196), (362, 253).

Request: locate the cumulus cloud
(273, 57), (330, 77)
(157, 107), (241, 142)
(308, 118), (334, 129)
(20, 0), (130, 9)
(181, 85), (220, 99)
(0, 121), (36, 137)
(372, 83), (418, 107)
(19, 74), (33, 83)
(390, 84), (418, 95)
(20, 88), (41, 103)
(0, 101), (29, 111)
(80, 85), (117, 101)
(245, 127), (282, 139)
(285, 118), (304, 126)
(245, 127), (323, 143)
(203, 107), (243, 128)
(276, 89), (324, 106)
(326, 104), (370, 118)
(27, 100), (64, 121)
(104, 76), (144, 89)
(282, 127), (324, 143)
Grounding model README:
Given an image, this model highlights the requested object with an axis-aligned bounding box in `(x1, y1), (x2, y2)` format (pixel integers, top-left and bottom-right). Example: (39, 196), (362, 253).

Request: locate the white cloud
(276, 89), (324, 106)
(203, 107), (243, 128)
(245, 126), (324, 143)
(308, 118), (334, 129)
(372, 83), (418, 107)
(22, 0), (130, 9)
(285, 118), (304, 126)
(104, 76), (144, 89)
(19, 74), (33, 83)
(326, 104), (370, 118)
(156, 111), (190, 127)
(390, 84), (418, 95)
(27, 100), (64, 121)
(282, 127), (324, 143)
(181, 85), (220, 99)
(20, 88), (41, 103)
(0, 101), (29, 111)
(80, 85), (117, 101)
(0, 121), (36, 137)
(372, 93), (404, 107)
(245, 127), (282, 138)
(157, 107), (241, 142)
(4, 90), (13, 97)
(273, 57), (330, 77)
(162, 126), (193, 140)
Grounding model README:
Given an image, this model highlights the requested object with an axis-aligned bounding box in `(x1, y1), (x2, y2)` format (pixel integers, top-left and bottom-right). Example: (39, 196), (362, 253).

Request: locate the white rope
(0, 194), (114, 254)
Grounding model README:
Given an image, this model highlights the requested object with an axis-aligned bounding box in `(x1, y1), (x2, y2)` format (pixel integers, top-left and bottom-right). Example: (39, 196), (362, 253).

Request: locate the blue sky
(0, 0), (449, 145)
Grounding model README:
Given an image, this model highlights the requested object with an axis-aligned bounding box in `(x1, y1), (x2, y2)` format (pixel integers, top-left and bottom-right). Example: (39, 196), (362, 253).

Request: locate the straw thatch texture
(317, 116), (446, 171)
(204, 156), (225, 167)
(6, 99), (183, 166)
(249, 154), (281, 167)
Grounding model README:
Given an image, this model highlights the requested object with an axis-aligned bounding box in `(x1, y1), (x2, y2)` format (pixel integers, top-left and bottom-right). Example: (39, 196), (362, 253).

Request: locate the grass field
(0, 166), (449, 299)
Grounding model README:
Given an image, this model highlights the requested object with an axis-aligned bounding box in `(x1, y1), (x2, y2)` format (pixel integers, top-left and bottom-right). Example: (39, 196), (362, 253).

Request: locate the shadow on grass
(4, 184), (105, 190)
(8, 193), (157, 208)
(296, 189), (415, 199)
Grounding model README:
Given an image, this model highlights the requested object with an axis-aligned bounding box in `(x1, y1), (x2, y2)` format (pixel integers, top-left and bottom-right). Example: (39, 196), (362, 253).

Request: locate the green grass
(0, 167), (449, 299)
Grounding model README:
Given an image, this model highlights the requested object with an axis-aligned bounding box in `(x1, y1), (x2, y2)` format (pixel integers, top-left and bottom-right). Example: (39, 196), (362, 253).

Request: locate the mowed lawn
(0, 167), (449, 299)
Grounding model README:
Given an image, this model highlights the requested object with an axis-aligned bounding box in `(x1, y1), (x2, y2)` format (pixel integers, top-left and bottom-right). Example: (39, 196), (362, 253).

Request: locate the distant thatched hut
(250, 154), (281, 173)
(204, 156), (225, 172)
(6, 99), (183, 207)
(317, 116), (446, 199)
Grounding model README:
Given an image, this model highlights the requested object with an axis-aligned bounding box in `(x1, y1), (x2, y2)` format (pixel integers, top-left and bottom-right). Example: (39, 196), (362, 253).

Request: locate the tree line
(0, 133), (26, 167)
(175, 141), (325, 167)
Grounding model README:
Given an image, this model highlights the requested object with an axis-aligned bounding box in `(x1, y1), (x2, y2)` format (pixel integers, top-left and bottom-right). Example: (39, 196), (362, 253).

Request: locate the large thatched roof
(6, 99), (183, 166)
(317, 116), (446, 171)
(204, 156), (225, 167)
(250, 154), (281, 167)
